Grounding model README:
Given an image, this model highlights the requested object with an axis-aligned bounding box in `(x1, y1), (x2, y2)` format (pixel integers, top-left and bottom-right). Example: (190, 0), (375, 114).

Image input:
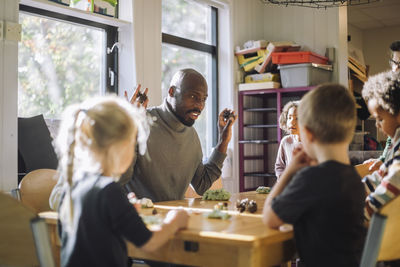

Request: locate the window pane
(162, 0), (212, 45)
(18, 12), (106, 119)
(162, 43), (213, 157)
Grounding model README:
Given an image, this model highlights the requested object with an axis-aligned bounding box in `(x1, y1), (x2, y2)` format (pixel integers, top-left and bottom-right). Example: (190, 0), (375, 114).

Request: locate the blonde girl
(56, 95), (188, 267)
(275, 100), (301, 179)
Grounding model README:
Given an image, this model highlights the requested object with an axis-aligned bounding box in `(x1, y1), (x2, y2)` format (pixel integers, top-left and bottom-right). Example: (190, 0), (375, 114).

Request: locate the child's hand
(286, 146), (316, 175)
(164, 209), (189, 230)
(363, 158), (382, 172)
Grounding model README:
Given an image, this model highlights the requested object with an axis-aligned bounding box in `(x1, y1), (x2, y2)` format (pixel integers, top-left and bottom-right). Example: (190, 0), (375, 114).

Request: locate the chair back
(0, 192), (39, 266)
(19, 169), (59, 213)
(18, 114), (58, 183)
(377, 195), (400, 261)
(360, 196), (400, 267)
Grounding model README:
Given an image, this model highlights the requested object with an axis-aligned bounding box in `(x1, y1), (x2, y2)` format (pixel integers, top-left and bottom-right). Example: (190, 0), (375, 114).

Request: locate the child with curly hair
(360, 40), (400, 174)
(275, 101), (301, 179)
(361, 70), (400, 220)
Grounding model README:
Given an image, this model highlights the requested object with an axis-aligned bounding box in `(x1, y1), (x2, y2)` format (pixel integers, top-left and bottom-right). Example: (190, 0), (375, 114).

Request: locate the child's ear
(303, 126), (316, 143)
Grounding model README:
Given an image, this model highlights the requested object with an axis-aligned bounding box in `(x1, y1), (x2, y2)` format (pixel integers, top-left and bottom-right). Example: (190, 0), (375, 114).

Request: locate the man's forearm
(216, 140), (228, 154)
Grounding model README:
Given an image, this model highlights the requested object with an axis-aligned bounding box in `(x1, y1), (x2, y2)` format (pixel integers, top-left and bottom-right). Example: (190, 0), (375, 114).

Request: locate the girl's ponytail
(59, 108), (84, 233)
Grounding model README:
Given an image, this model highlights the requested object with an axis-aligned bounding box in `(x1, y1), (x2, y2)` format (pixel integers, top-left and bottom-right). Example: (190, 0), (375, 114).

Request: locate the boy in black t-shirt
(263, 84), (366, 267)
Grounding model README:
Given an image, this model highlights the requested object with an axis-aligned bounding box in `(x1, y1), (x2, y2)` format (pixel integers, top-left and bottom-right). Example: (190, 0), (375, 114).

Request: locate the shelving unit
(238, 86), (314, 192)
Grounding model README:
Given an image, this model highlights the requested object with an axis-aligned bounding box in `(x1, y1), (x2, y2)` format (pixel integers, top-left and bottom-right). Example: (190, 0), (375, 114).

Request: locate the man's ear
(168, 86), (175, 97)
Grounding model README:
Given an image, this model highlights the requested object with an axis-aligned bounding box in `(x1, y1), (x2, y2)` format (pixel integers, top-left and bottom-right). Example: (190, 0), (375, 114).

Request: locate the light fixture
(260, 0), (381, 8)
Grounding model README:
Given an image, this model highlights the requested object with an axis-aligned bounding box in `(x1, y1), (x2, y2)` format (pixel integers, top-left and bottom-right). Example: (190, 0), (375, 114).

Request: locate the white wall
(348, 24), (363, 51)
(363, 26), (400, 75)
(262, 5), (348, 85)
(0, 0), (19, 192)
(347, 24), (400, 76)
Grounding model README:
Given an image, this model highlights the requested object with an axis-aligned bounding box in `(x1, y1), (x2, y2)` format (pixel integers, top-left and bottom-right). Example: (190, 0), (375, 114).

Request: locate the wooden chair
(184, 178), (223, 198)
(0, 192), (56, 267)
(360, 196), (400, 267)
(355, 163), (372, 178)
(19, 168), (59, 213)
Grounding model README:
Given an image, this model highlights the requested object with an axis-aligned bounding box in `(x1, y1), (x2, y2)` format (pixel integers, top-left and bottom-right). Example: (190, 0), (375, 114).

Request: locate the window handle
(108, 68), (115, 86)
(107, 42), (120, 54)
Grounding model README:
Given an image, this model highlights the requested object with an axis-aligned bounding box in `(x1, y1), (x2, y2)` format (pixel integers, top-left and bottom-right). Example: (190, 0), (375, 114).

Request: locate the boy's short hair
(390, 40), (400, 52)
(362, 71), (400, 115)
(279, 100), (300, 133)
(298, 84), (356, 144)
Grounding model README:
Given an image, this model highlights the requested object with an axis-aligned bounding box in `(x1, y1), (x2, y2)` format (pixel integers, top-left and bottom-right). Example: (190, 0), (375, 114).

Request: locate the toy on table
(256, 186), (271, 194)
(214, 202), (228, 211)
(127, 192), (154, 210)
(236, 198), (258, 213)
(140, 215), (162, 226)
(202, 188), (231, 201)
(204, 202), (231, 220)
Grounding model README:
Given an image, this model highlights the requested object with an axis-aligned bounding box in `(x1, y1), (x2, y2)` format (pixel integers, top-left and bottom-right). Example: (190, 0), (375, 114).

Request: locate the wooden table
(153, 191), (268, 215)
(40, 192), (295, 267)
(128, 192), (295, 267)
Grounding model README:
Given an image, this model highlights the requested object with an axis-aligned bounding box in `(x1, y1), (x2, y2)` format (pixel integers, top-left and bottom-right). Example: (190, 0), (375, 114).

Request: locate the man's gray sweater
(127, 100), (226, 202)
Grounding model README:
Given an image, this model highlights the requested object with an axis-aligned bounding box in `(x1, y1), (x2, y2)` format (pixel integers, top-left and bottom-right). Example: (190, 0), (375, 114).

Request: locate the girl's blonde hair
(279, 101), (300, 134)
(57, 95), (150, 233)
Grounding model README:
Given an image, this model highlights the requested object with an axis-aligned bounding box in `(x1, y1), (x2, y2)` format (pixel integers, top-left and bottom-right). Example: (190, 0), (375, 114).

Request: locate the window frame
(19, 4), (119, 94)
(162, 5), (219, 147)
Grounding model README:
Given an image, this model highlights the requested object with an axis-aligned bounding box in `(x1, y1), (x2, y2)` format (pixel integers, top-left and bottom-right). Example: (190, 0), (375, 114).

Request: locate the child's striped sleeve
(364, 159), (400, 220)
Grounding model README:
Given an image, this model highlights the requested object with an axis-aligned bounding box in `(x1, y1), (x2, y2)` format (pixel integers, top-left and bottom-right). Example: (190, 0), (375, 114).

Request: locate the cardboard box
(49, 0), (70, 6)
(238, 81), (280, 91)
(244, 73), (280, 83)
(254, 41), (300, 73)
(70, 0), (93, 12)
(93, 0), (118, 17)
(235, 40), (268, 72)
(235, 48), (267, 72)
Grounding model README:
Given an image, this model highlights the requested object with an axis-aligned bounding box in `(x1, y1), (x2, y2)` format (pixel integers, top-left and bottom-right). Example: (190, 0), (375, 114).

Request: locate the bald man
(124, 68), (237, 202)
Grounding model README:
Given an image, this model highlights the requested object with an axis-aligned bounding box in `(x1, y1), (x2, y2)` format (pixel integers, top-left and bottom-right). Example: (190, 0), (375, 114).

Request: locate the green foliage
(18, 13), (104, 119)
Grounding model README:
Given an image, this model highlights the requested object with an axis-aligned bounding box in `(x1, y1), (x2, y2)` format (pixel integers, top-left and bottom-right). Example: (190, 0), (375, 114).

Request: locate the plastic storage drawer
(278, 63), (332, 88)
(272, 51), (328, 65)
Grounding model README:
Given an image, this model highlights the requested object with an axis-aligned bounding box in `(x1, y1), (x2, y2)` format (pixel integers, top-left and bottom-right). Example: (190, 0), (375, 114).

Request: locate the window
(18, 5), (118, 119)
(162, 0), (218, 157)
